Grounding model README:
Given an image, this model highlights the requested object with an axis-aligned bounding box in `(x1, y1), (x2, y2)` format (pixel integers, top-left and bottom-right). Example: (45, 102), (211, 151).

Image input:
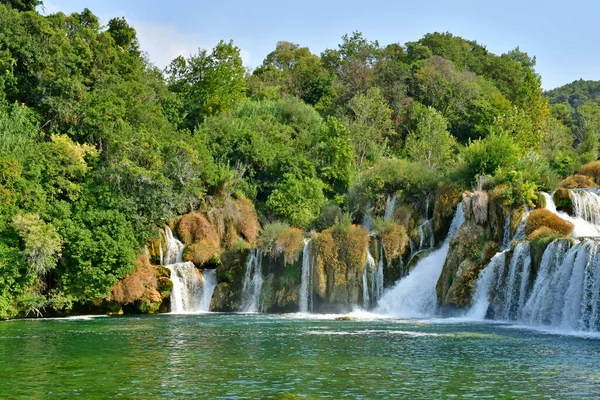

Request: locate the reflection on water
(1, 314), (600, 398)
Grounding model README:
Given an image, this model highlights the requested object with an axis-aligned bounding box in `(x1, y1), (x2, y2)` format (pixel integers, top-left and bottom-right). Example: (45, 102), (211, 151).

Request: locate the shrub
(259, 221), (289, 256)
(525, 209), (574, 237)
(276, 227), (304, 265)
(577, 161), (600, 185)
(351, 158), (438, 208)
(560, 174), (597, 189)
(460, 133), (519, 183)
(265, 173), (326, 229)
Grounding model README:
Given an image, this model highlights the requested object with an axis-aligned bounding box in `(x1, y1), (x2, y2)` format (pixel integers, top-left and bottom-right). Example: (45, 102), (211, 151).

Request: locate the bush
(577, 161), (600, 185)
(183, 238), (222, 266)
(351, 158), (438, 209)
(259, 221), (289, 256)
(265, 174), (326, 228)
(460, 134), (519, 183)
(525, 209), (574, 237)
(560, 174), (597, 189)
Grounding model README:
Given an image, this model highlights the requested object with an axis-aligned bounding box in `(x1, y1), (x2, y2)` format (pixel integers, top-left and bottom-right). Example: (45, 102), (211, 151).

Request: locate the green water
(1, 314), (600, 399)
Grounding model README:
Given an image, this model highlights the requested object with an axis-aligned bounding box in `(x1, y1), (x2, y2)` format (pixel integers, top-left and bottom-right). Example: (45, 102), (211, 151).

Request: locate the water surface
(2, 314), (600, 399)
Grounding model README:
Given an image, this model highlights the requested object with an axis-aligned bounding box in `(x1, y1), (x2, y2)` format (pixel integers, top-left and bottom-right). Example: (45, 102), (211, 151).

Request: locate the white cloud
(132, 21), (251, 69)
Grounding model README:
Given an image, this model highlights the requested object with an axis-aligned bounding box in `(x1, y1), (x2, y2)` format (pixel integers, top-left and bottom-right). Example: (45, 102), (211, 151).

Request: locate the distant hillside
(545, 79), (600, 110)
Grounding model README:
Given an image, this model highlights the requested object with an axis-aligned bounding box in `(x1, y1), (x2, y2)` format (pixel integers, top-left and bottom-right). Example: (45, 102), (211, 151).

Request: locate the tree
(265, 173), (326, 228)
(1, 0), (41, 12)
(166, 40), (247, 130)
(405, 105), (456, 171)
(347, 87), (394, 168)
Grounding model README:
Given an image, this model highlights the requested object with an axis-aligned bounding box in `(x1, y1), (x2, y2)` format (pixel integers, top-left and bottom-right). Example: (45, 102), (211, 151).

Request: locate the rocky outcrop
(436, 191), (503, 310)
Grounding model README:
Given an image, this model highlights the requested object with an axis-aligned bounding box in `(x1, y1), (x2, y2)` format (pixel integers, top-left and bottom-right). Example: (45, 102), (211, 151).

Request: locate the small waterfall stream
(298, 239), (314, 313)
(164, 226), (216, 313)
(240, 249), (264, 312)
(376, 204), (464, 317)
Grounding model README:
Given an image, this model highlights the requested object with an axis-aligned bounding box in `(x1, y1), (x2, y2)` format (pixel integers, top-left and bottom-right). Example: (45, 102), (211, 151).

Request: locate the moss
(177, 213), (217, 246)
(553, 189), (572, 215)
(235, 197), (259, 245)
(276, 227), (304, 265)
(533, 192), (546, 209)
(560, 174), (597, 189)
(183, 238), (222, 266)
(529, 228), (561, 276)
(313, 223), (368, 305)
(526, 209), (574, 237)
(577, 161), (600, 185)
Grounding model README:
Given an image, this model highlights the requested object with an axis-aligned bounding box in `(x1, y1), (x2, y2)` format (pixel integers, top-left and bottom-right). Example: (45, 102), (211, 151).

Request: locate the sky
(42, 0), (600, 90)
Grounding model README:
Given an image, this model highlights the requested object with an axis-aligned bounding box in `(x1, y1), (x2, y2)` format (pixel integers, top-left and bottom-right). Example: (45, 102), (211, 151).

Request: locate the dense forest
(1, 0), (599, 318)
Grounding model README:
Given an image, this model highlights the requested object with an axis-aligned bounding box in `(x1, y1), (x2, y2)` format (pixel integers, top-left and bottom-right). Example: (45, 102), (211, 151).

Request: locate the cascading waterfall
(376, 204), (464, 317)
(298, 239), (313, 313)
(542, 192), (600, 237)
(163, 226), (216, 313)
(501, 214), (511, 250)
(469, 192), (600, 332)
(570, 189), (600, 227)
(384, 194), (397, 221)
(240, 249), (264, 312)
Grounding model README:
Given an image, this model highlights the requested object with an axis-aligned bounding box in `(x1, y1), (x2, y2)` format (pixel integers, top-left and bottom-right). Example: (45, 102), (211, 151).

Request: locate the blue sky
(43, 0), (599, 90)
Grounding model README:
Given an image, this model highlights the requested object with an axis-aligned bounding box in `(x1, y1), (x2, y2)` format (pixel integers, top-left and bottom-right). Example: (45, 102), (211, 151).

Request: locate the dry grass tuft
(235, 197), (260, 245)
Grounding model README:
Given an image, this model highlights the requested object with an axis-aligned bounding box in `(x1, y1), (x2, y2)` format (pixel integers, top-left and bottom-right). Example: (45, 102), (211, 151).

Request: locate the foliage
(404, 104), (456, 171)
(560, 174), (597, 189)
(372, 218), (408, 264)
(258, 221), (289, 256)
(265, 174), (326, 229)
(577, 161), (600, 185)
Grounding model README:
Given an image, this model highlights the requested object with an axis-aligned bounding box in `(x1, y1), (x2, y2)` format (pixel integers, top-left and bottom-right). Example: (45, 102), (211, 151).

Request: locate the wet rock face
(210, 283), (239, 311)
(436, 190), (499, 310)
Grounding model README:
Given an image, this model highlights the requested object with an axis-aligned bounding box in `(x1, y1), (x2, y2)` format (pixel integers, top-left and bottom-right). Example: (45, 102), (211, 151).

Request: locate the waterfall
(570, 189), (600, 227)
(501, 214), (511, 250)
(467, 251), (507, 319)
(384, 194), (397, 221)
(376, 250), (384, 300)
(376, 204), (464, 317)
(470, 235), (600, 332)
(163, 226), (215, 313)
(418, 220), (434, 250)
(240, 249), (264, 312)
(199, 269), (217, 311)
(298, 239), (313, 313)
(542, 192), (600, 237)
(363, 249), (376, 309)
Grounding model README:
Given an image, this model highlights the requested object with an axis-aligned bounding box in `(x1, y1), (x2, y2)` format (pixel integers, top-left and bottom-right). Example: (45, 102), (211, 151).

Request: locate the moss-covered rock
(436, 191), (498, 310)
(553, 189), (573, 215)
(525, 209), (574, 237)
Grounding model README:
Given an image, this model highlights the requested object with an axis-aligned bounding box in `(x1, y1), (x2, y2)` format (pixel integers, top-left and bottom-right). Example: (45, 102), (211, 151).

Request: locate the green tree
(265, 174), (326, 228)
(167, 40), (247, 130)
(347, 87), (393, 168)
(405, 105), (456, 171)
